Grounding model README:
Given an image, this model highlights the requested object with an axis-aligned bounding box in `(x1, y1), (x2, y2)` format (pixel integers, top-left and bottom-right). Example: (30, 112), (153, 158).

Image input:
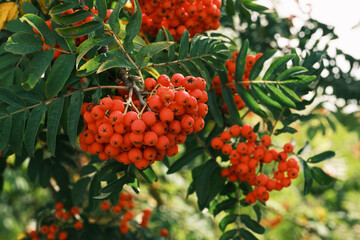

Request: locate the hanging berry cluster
(79, 74), (208, 169)
(99, 193), (152, 233)
(210, 124), (300, 204)
(212, 52), (263, 112)
(25, 193), (168, 240)
(26, 202), (83, 240)
(137, 0), (222, 40)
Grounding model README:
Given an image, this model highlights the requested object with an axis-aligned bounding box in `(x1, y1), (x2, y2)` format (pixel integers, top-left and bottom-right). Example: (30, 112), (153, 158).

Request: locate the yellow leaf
(0, 2), (18, 30)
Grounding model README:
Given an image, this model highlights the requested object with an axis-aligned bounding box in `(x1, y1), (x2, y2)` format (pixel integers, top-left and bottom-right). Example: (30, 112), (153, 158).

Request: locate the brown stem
(0, 85), (129, 120)
(213, 79), (297, 90)
(105, 27), (145, 87)
(146, 54), (213, 68)
(270, 108), (285, 136)
(194, 133), (214, 159)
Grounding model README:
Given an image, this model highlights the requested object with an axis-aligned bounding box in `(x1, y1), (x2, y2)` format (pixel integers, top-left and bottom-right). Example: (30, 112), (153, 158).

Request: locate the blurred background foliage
(0, 0), (359, 239)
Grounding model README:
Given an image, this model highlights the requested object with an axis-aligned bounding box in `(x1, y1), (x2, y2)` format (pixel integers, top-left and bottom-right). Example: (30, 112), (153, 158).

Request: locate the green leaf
(51, 10), (91, 25)
(208, 90), (224, 127)
(300, 158), (313, 195)
(138, 167), (157, 183)
(47, 97), (64, 155)
(280, 85), (302, 102)
(263, 54), (295, 80)
(27, 149), (42, 182)
(108, 0), (127, 34)
(196, 160), (219, 206)
(282, 75), (317, 86)
(39, 159), (52, 188)
(308, 151), (335, 163)
(49, 3), (78, 15)
(220, 229), (237, 240)
(92, 192), (112, 200)
(253, 205), (262, 222)
(239, 228), (259, 240)
(311, 167), (336, 185)
(234, 39), (248, 83)
(219, 214), (237, 232)
(226, 0), (235, 16)
(167, 147), (203, 174)
(97, 56), (135, 73)
(240, 215), (265, 234)
(162, 27), (175, 60)
(23, 50), (54, 90)
(52, 162), (69, 189)
(178, 30), (189, 59)
(77, 49), (121, 76)
(0, 117), (12, 152)
(9, 111), (28, 156)
(88, 173), (101, 210)
(0, 54), (21, 70)
(297, 141), (311, 155)
(249, 49), (276, 80)
(235, 84), (267, 117)
(81, 165), (97, 177)
(96, 0), (107, 20)
(251, 85), (282, 110)
(124, 0), (142, 49)
(266, 84), (296, 108)
(67, 91), (83, 146)
(21, 2), (39, 14)
(56, 21), (104, 38)
(45, 54), (75, 98)
(24, 105), (47, 156)
(275, 66), (308, 81)
(0, 88), (25, 107)
(243, 2), (268, 12)
(214, 198), (237, 216)
(100, 175), (128, 193)
(5, 32), (43, 54)
(72, 177), (91, 205)
(5, 19), (34, 34)
(138, 42), (174, 57)
(20, 14), (55, 47)
(222, 86), (241, 124)
(76, 34), (114, 68)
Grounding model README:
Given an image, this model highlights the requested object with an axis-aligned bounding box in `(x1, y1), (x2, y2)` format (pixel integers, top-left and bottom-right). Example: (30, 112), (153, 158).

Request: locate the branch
(0, 85), (129, 120)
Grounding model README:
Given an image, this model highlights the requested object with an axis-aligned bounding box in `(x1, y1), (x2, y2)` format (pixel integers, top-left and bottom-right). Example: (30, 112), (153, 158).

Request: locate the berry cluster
(33, 8), (112, 60)
(25, 193), (168, 239)
(79, 74), (208, 169)
(99, 192), (152, 233)
(210, 124), (299, 204)
(27, 203), (83, 240)
(136, 0), (221, 40)
(212, 52), (263, 111)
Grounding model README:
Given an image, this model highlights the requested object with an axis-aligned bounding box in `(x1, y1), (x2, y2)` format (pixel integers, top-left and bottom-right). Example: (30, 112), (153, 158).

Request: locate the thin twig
(194, 133), (214, 159)
(269, 108), (285, 136)
(105, 27), (145, 87)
